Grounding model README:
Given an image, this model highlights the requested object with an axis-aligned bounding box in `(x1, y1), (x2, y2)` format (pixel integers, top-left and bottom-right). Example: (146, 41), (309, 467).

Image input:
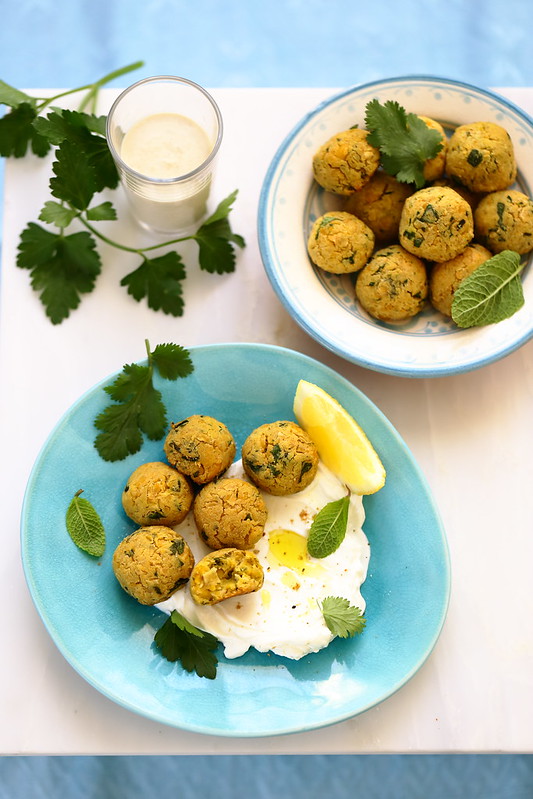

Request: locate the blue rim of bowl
(257, 75), (533, 378)
(20, 342), (450, 737)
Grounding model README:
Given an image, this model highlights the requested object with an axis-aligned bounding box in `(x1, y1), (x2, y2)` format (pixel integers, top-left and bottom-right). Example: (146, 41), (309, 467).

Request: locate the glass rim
(105, 75), (224, 185)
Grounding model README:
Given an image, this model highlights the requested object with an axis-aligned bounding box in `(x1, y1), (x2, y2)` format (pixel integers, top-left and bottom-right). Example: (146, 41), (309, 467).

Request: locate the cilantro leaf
(0, 102), (50, 158)
(39, 201), (78, 229)
(35, 110), (119, 191)
(193, 190), (245, 274)
(365, 99), (443, 188)
(121, 252), (186, 316)
(307, 495), (350, 558)
(0, 80), (36, 108)
(93, 340), (194, 461)
(86, 201), (117, 222)
(65, 489), (106, 557)
(319, 596), (366, 638)
(151, 343), (194, 380)
(451, 250), (525, 328)
(50, 139), (97, 210)
(154, 611), (219, 679)
(17, 223), (101, 323)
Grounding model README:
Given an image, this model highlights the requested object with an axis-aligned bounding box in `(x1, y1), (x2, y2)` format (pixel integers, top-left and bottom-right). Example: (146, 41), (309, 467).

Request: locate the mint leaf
(150, 343), (194, 380)
(121, 252), (186, 316)
(0, 103), (50, 157)
(154, 610), (219, 679)
(39, 201), (78, 229)
(307, 495), (350, 558)
(451, 250), (525, 328)
(17, 224), (101, 324)
(365, 99), (443, 188)
(319, 596), (366, 638)
(66, 489), (106, 557)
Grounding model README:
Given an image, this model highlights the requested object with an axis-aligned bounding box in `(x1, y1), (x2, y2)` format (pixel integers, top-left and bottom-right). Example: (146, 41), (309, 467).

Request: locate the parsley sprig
(94, 339), (193, 462)
(154, 610), (219, 679)
(2, 63), (245, 324)
(365, 98), (443, 188)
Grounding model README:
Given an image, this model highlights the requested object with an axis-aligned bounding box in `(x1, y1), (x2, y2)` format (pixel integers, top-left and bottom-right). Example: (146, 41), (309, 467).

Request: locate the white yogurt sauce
(120, 113), (212, 179)
(157, 460), (370, 660)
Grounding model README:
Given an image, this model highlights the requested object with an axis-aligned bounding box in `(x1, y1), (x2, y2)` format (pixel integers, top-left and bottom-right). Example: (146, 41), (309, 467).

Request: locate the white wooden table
(1, 87), (532, 754)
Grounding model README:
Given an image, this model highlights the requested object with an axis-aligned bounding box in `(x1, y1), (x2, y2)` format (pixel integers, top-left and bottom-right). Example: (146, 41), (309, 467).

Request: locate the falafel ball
(355, 244), (428, 322)
(241, 420), (319, 496)
(446, 121), (517, 193)
(399, 186), (474, 262)
(193, 478), (268, 550)
(121, 461), (194, 527)
(474, 189), (533, 255)
(190, 547), (264, 606)
(429, 243), (493, 317)
(112, 526), (194, 605)
(344, 171), (414, 244)
(164, 415), (236, 484)
(418, 116), (447, 182)
(312, 128), (380, 195)
(307, 211), (375, 274)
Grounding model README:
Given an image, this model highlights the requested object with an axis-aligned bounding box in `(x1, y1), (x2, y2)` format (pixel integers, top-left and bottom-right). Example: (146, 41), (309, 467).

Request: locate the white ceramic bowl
(258, 76), (533, 377)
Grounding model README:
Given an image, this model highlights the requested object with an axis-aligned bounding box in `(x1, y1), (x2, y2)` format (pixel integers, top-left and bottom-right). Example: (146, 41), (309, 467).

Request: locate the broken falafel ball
(189, 547), (264, 605)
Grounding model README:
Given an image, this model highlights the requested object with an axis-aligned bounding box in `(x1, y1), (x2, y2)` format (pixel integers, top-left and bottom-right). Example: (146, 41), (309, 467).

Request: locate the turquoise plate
(21, 343), (450, 737)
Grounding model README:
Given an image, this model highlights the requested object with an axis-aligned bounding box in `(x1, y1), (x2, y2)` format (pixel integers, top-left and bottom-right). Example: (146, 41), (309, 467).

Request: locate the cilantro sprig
(94, 339), (193, 462)
(319, 596), (366, 638)
(365, 99), (443, 188)
(2, 64), (245, 324)
(154, 610), (219, 679)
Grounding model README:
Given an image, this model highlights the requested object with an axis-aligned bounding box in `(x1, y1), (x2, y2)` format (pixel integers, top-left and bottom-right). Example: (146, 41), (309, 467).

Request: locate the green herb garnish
(94, 339), (193, 462)
(154, 610), (219, 679)
(319, 596), (366, 638)
(451, 250), (525, 328)
(2, 64), (244, 324)
(364, 99), (443, 188)
(65, 489), (106, 557)
(307, 495), (350, 558)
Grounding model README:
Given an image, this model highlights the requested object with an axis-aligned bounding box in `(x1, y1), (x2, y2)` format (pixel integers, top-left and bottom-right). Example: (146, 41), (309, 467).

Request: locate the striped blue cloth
(1, 0), (532, 795)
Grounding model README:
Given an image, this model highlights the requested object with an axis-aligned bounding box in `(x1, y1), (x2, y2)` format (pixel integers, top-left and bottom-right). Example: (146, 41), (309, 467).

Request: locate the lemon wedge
(293, 379), (386, 495)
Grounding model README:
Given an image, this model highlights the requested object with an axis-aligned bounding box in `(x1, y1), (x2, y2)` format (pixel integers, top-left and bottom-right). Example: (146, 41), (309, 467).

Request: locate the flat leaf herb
(66, 489), (106, 557)
(1, 63), (245, 323)
(451, 250), (525, 328)
(319, 596), (366, 638)
(94, 339), (193, 462)
(364, 99), (443, 188)
(154, 610), (219, 679)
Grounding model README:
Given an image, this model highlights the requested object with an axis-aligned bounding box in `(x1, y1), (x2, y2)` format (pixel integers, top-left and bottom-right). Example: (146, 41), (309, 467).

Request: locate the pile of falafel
(308, 117), (533, 323)
(112, 415), (319, 608)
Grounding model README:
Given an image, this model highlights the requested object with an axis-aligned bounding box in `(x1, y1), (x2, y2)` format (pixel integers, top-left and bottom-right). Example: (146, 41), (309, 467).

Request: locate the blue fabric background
(1, 0), (532, 795)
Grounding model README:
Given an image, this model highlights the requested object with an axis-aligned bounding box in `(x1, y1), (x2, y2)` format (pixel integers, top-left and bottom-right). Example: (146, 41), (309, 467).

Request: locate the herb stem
(78, 212), (193, 257)
(34, 61), (145, 114)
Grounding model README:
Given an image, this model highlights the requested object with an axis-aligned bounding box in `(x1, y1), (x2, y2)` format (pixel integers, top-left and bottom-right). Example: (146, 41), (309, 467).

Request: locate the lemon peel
(293, 379), (386, 495)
